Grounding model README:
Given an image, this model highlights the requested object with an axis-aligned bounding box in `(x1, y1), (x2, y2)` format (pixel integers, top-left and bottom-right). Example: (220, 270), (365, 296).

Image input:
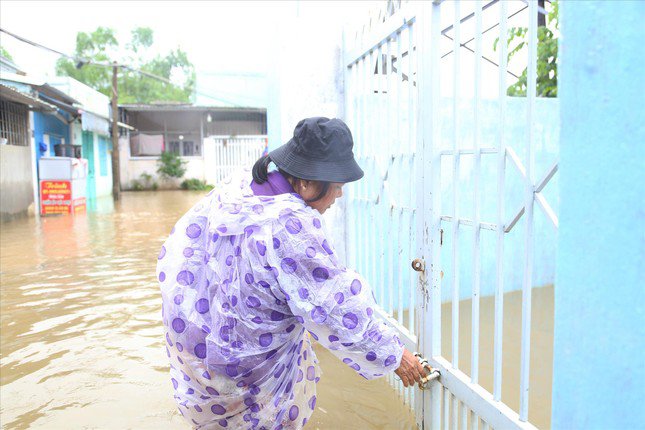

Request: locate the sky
(1, 1), (542, 102)
(0, 1), (374, 106)
(0, 1), (290, 77)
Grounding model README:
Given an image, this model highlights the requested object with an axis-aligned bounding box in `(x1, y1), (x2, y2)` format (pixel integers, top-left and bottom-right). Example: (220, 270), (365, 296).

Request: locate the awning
(38, 93), (81, 116)
(77, 109), (136, 132)
(0, 83), (56, 112)
(38, 83), (79, 105)
(81, 110), (110, 135)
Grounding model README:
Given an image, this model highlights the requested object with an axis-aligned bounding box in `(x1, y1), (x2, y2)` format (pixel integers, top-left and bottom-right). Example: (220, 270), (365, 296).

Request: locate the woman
(157, 117), (428, 429)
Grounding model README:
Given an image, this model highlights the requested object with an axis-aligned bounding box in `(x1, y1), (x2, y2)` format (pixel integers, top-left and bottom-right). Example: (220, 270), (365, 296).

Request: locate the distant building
(0, 57), (55, 220)
(48, 77), (118, 201)
(1, 60), (130, 219)
(118, 104), (267, 189)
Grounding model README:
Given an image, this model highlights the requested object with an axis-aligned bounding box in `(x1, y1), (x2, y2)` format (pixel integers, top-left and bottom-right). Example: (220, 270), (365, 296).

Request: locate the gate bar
(419, 1), (443, 428)
(346, 7), (417, 67)
(519, 0), (538, 421)
(386, 35), (394, 316)
(471, 0), (483, 388)
(494, 0), (509, 403)
(375, 41), (384, 308)
(451, 0), (462, 373)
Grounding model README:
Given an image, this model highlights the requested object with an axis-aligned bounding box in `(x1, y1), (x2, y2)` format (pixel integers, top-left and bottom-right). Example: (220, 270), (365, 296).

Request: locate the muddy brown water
(0, 191), (552, 429)
(0, 191), (416, 429)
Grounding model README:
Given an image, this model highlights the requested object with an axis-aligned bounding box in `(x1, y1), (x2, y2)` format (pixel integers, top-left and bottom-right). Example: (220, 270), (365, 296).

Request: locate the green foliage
(1, 46), (14, 61)
(157, 151), (187, 179)
(131, 172), (158, 191)
(55, 27), (195, 104)
(494, 1), (559, 97)
(181, 178), (214, 191)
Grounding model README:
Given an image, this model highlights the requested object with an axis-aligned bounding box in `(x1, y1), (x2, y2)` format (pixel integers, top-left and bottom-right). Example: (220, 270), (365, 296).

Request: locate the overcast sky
(0, 1), (295, 77)
(1, 1), (537, 100)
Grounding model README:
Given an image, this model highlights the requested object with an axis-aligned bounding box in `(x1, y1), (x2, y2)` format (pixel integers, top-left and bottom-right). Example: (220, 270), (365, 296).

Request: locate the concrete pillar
(553, 2), (645, 429)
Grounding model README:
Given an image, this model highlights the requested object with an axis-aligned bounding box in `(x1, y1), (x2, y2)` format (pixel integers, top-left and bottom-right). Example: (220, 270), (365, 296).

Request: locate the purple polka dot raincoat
(157, 169), (404, 429)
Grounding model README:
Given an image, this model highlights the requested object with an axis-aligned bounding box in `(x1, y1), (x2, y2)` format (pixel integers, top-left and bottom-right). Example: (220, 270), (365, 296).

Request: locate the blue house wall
(552, 1), (645, 429)
(33, 110), (71, 163)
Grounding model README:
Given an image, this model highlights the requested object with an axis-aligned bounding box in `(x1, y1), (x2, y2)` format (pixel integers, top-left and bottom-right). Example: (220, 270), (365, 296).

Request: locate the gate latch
(414, 352), (440, 390)
(412, 258), (430, 309)
(411, 258), (425, 272)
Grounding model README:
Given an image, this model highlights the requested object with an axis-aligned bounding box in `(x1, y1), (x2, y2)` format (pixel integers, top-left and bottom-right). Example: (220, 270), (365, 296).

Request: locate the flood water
(0, 191), (416, 430)
(439, 286), (553, 430)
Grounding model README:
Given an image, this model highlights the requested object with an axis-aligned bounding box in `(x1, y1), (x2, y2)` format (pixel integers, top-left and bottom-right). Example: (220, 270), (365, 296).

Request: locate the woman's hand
(394, 348), (429, 387)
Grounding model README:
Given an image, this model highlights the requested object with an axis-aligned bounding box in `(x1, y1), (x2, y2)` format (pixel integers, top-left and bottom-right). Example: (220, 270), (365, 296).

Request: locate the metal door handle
(414, 352), (440, 390)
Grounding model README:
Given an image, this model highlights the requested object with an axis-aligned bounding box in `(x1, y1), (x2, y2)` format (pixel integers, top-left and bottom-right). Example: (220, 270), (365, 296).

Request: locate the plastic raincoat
(157, 169), (404, 429)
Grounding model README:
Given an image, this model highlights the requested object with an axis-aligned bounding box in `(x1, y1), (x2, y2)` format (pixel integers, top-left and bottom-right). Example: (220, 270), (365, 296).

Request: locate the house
(118, 104), (267, 189)
(1, 59), (127, 219)
(48, 77), (116, 201)
(0, 56), (56, 220)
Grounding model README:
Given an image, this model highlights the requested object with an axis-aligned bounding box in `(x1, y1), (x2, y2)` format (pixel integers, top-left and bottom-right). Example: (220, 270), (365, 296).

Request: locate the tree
(157, 151), (187, 180)
(494, 1), (559, 97)
(56, 27), (195, 104)
(0, 46), (14, 61)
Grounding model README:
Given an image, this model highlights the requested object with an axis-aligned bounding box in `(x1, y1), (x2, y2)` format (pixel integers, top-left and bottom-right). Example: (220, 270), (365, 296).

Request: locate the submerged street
(0, 191), (415, 429)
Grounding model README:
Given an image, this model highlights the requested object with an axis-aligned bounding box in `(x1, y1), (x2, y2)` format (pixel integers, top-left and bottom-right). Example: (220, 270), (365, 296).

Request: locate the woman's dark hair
(252, 155), (330, 203)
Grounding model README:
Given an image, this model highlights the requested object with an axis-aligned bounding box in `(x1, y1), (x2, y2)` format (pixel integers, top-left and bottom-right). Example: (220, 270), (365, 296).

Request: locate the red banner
(40, 181), (85, 215)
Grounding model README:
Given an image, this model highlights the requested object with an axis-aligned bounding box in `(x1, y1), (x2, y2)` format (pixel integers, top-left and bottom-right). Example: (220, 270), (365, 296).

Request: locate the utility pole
(111, 61), (120, 200)
(538, 0), (546, 27)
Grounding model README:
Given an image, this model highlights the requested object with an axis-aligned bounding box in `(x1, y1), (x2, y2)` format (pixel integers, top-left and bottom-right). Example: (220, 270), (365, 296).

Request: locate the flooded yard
(0, 191), (416, 429)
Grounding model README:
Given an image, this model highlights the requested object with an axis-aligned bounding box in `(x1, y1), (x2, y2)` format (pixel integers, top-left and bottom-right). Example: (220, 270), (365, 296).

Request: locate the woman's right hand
(394, 348), (429, 387)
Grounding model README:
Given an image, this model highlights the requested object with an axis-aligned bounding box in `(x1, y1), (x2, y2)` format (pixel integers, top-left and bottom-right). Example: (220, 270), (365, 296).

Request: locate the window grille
(0, 99), (29, 146)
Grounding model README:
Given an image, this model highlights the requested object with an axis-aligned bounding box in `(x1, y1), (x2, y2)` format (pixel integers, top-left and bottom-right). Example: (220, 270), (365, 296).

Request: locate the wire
(1, 27), (76, 60)
(0, 27), (244, 107)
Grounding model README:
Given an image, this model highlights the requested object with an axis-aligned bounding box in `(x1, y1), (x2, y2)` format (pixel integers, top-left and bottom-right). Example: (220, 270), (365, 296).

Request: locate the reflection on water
(0, 191), (415, 429)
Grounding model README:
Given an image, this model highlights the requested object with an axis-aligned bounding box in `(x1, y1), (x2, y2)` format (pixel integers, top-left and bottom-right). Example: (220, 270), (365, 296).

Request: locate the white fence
(210, 135), (268, 184)
(344, 1), (558, 429)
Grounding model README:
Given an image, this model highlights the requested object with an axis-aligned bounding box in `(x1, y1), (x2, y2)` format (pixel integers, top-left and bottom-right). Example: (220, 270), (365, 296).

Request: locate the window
(0, 100), (29, 146)
(168, 140), (202, 157)
(168, 141), (181, 155)
(98, 136), (109, 176)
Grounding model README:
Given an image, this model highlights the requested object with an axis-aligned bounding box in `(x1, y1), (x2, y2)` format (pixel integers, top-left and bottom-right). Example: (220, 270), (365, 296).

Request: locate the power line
(0, 27), (243, 107)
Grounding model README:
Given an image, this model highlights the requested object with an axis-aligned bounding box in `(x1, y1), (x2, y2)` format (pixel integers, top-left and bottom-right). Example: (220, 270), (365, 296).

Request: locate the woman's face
(295, 180), (344, 214)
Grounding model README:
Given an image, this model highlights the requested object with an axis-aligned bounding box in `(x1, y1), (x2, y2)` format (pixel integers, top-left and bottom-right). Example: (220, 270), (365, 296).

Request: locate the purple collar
(250, 171), (296, 197)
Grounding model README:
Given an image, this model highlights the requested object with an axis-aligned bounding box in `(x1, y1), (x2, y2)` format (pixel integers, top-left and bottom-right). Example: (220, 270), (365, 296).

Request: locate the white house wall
(268, 2), (355, 264)
(0, 144), (34, 220)
(119, 136), (206, 190)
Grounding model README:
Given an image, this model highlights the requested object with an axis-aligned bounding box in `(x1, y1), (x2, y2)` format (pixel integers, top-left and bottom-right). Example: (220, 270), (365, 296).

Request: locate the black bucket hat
(269, 117), (364, 183)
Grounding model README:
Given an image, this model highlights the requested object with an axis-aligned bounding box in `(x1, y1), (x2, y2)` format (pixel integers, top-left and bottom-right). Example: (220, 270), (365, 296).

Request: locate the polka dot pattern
(186, 223), (202, 239)
(158, 185), (405, 428)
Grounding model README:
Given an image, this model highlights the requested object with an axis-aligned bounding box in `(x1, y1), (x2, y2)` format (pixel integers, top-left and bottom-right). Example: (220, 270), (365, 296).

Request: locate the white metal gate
(344, 1), (557, 429)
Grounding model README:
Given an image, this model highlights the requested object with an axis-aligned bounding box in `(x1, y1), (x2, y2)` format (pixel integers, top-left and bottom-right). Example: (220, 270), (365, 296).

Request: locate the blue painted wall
(351, 96), (560, 309)
(33, 110), (71, 164)
(552, 2), (645, 429)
